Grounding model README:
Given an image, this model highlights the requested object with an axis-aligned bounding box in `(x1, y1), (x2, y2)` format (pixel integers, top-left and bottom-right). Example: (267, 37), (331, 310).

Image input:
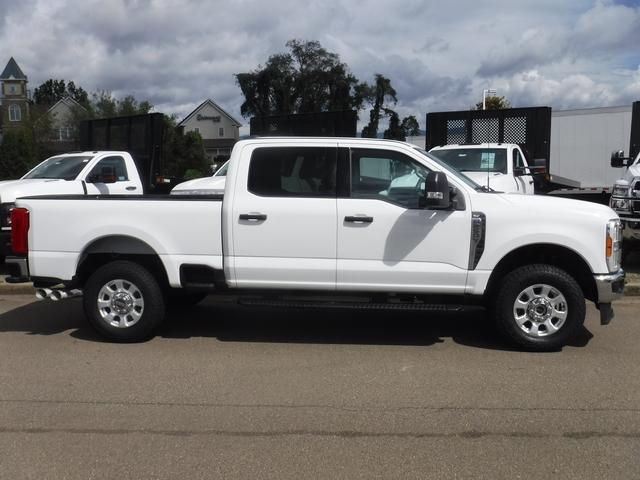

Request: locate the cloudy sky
(1, 0), (639, 134)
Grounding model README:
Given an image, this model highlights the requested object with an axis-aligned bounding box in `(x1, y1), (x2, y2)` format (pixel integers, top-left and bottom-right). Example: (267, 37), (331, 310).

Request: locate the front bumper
(594, 269), (625, 304)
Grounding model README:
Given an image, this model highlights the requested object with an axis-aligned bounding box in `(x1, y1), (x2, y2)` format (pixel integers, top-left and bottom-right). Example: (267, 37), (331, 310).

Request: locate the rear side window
(248, 147), (337, 197)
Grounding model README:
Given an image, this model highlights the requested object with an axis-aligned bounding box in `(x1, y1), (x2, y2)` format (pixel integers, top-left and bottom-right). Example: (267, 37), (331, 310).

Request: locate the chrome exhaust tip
(35, 288), (53, 301)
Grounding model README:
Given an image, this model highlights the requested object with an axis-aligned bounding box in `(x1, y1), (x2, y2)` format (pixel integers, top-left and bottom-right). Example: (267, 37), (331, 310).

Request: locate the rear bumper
(4, 256), (29, 283)
(0, 230), (11, 257)
(594, 269), (625, 304)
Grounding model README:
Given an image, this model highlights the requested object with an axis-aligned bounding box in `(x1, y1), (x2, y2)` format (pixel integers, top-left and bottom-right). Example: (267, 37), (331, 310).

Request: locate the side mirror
(527, 158), (547, 175)
(424, 171), (451, 210)
(611, 150), (630, 168)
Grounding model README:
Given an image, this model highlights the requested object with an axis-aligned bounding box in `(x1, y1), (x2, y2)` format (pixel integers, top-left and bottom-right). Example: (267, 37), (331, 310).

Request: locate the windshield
(213, 161), (229, 177)
(413, 148), (481, 190)
(430, 148), (507, 174)
(23, 156), (93, 180)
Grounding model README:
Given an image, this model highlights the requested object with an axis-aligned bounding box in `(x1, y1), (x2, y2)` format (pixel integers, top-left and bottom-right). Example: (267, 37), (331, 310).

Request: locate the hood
(171, 176), (226, 195)
(462, 171), (519, 194)
(0, 179), (84, 203)
(480, 190), (617, 223)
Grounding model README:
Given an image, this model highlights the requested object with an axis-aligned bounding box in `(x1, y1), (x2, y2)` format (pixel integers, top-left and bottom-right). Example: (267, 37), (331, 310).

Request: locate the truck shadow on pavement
(0, 297), (594, 352)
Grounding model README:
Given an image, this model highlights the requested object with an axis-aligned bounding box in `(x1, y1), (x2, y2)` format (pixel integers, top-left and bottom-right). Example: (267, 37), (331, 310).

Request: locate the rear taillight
(11, 208), (29, 255)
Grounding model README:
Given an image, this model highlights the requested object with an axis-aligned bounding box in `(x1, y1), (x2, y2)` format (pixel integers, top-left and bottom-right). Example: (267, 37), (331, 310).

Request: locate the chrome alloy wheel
(512, 284), (568, 337)
(97, 279), (144, 328)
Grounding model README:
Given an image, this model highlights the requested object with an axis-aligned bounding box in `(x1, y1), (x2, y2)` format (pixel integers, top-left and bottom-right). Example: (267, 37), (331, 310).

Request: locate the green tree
(474, 95), (512, 110)
(400, 115), (421, 137)
(162, 115), (208, 178)
(235, 39), (366, 117)
(383, 109), (405, 141)
(0, 129), (38, 180)
(33, 79), (89, 107)
(361, 74), (397, 138)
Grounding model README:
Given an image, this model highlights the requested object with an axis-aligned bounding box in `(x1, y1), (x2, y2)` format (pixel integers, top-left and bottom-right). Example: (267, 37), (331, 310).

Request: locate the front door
(231, 145), (338, 290)
(84, 156), (139, 194)
(336, 147), (471, 293)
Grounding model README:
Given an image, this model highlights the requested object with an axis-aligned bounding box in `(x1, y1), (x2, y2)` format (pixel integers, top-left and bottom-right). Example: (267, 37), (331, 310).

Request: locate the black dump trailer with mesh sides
(79, 113), (177, 193)
(426, 103), (640, 200)
(250, 110), (357, 137)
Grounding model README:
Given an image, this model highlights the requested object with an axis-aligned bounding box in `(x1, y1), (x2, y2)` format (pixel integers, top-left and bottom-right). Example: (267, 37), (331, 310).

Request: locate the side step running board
(238, 298), (463, 312)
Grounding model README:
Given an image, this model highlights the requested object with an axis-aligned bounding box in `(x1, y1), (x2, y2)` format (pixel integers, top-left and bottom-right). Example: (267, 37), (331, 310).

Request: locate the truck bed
(19, 194), (224, 287)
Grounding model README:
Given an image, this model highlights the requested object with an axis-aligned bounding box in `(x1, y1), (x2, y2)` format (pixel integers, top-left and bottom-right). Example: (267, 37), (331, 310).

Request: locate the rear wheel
(493, 264), (585, 351)
(83, 261), (165, 342)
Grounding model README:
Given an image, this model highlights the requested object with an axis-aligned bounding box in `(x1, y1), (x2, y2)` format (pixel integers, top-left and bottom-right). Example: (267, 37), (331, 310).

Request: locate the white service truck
(610, 150), (640, 239)
(429, 143), (535, 194)
(4, 138), (625, 351)
(0, 151), (144, 259)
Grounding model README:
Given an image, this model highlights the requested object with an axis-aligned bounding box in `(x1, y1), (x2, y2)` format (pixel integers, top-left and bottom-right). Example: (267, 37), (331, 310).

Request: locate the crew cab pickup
(610, 150), (640, 240)
(0, 151), (143, 258)
(5, 138), (625, 351)
(429, 143), (535, 194)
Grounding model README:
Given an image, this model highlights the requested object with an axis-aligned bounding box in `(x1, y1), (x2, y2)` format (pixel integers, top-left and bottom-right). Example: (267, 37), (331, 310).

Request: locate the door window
(513, 149), (526, 169)
(248, 147), (336, 197)
(351, 149), (429, 208)
(88, 156), (129, 182)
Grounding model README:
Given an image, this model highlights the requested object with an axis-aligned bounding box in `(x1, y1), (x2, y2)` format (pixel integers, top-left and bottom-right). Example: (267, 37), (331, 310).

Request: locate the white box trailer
(548, 104), (636, 192)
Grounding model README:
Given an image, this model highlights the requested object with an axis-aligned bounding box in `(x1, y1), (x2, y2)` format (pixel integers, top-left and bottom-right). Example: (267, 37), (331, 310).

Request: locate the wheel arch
(74, 235), (169, 289)
(485, 243), (597, 303)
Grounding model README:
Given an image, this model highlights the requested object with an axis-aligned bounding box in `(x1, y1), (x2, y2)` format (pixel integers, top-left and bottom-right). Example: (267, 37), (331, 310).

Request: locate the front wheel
(83, 261), (166, 342)
(493, 264), (585, 351)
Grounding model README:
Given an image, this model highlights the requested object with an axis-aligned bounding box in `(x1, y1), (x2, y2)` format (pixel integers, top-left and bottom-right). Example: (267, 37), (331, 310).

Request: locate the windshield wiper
(475, 185), (497, 193)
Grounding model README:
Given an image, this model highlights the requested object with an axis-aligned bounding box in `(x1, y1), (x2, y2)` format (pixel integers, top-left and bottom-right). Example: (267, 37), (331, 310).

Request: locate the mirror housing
(611, 150), (630, 168)
(424, 171), (451, 210)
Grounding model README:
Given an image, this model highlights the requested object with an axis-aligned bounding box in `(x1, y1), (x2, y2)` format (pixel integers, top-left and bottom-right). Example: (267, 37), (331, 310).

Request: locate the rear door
(230, 144), (338, 289)
(336, 145), (471, 293)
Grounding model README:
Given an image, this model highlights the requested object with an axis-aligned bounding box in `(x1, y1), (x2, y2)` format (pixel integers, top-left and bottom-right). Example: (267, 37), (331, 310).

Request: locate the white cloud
(0, 0), (639, 134)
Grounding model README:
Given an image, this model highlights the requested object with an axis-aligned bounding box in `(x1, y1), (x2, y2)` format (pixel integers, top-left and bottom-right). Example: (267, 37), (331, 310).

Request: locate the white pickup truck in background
(5, 138), (625, 351)
(0, 151), (144, 259)
(610, 150), (640, 239)
(429, 143), (535, 194)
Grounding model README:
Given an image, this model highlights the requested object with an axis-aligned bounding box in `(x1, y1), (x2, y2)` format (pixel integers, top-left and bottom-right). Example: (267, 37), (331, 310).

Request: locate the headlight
(606, 219), (623, 272)
(613, 186), (629, 197)
(610, 198), (630, 211)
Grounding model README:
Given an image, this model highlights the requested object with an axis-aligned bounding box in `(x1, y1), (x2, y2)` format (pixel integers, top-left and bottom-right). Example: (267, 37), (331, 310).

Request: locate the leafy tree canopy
(474, 95), (512, 110)
(33, 79), (89, 107)
(235, 39), (367, 117)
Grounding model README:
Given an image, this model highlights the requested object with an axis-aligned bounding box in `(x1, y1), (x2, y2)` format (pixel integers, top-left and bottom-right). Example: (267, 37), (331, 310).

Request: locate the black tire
(492, 264), (585, 351)
(166, 290), (208, 309)
(83, 260), (165, 342)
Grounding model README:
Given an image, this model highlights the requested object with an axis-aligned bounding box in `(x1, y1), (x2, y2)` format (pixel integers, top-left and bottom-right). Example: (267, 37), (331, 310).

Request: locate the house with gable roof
(178, 99), (242, 165)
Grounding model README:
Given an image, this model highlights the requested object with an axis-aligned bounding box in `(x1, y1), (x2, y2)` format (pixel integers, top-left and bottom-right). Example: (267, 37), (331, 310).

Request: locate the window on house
(219, 127), (224, 136)
(56, 127), (73, 141)
(8, 104), (21, 122)
(194, 127), (199, 134)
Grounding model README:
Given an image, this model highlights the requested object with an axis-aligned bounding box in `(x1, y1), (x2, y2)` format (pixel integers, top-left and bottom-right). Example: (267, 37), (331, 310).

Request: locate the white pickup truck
(610, 150), (640, 240)
(429, 143), (535, 194)
(0, 151), (144, 259)
(5, 138), (625, 351)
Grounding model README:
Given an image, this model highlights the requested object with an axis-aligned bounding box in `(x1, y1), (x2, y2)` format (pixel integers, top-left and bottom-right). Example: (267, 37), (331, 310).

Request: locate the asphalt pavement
(0, 294), (639, 479)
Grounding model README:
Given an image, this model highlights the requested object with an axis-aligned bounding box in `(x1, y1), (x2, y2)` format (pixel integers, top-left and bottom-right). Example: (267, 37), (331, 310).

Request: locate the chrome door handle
(344, 216), (373, 223)
(239, 213), (267, 221)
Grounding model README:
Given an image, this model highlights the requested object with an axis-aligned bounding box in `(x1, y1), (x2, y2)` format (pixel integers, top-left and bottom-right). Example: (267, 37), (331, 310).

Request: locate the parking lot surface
(1, 295), (639, 479)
